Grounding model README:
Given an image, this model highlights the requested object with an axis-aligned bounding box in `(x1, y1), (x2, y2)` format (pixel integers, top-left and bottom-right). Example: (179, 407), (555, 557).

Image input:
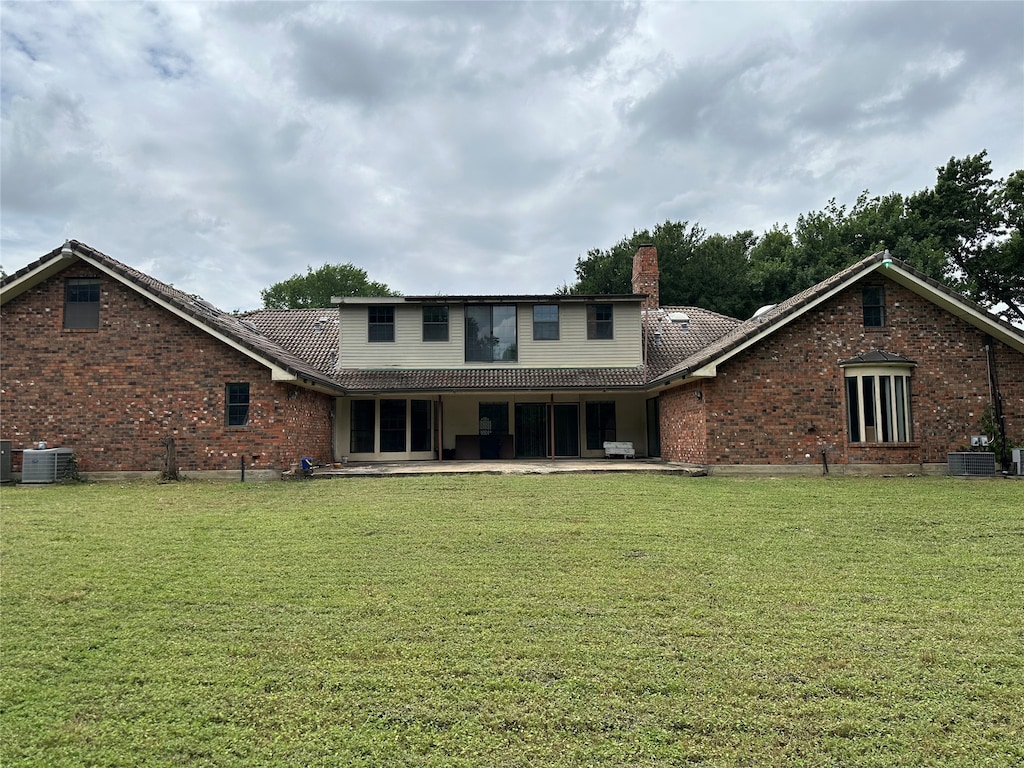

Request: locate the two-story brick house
(2, 240), (1022, 477)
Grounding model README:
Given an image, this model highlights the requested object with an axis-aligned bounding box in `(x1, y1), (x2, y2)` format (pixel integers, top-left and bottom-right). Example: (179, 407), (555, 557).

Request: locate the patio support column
(437, 396), (444, 461)
(549, 396), (555, 460)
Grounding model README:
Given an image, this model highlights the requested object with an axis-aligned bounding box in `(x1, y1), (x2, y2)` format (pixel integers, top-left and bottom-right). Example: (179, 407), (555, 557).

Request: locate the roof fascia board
(0, 254), (73, 303)
(683, 268), (868, 379)
(881, 268), (1024, 352)
(79, 257), (300, 380)
(335, 295), (646, 305)
(51, 252), (315, 386)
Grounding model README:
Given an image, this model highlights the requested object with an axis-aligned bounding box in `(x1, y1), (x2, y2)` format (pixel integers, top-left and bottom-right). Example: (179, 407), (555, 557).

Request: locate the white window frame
(842, 364), (913, 443)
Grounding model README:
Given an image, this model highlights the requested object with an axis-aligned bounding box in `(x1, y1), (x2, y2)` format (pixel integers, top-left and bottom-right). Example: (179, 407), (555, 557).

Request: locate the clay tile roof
(643, 306), (743, 379)
(5, 241), (343, 391)
(241, 309), (339, 373)
(650, 252), (885, 385)
(329, 366), (649, 393)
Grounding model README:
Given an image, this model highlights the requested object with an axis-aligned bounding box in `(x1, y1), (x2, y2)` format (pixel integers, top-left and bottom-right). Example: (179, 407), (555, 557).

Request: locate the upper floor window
(862, 286), (885, 327)
(368, 307), (395, 342)
(226, 383), (250, 427)
(587, 304), (613, 339)
(64, 278), (100, 329)
(533, 305), (559, 340)
(466, 305), (517, 362)
(423, 306), (449, 342)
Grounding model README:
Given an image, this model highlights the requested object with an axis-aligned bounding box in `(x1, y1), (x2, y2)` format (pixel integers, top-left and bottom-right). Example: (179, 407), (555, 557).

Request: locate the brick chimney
(631, 244), (659, 313)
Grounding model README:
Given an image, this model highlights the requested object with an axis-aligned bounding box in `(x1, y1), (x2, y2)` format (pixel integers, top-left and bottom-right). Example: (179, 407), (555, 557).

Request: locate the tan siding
(339, 301), (643, 370)
(339, 304), (465, 368)
(519, 303), (642, 368)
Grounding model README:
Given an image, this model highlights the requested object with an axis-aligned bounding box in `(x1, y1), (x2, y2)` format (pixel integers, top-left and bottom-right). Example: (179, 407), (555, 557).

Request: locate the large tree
(909, 152), (1023, 323)
(567, 151), (1022, 322)
(261, 263), (398, 309)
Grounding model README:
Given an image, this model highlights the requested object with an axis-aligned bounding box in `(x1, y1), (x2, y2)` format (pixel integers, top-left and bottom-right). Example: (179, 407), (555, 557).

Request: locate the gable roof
(0, 241), (344, 393)
(7, 244), (1020, 397)
(649, 251), (1024, 389)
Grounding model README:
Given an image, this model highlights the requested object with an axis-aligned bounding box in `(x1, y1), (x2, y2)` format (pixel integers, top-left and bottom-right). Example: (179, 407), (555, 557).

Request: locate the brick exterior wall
(659, 382), (707, 464)
(658, 274), (1024, 467)
(1, 264), (335, 473)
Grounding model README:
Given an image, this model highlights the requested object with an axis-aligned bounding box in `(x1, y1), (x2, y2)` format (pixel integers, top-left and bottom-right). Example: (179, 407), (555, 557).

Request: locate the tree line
(260, 151), (1022, 323)
(564, 151), (1023, 323)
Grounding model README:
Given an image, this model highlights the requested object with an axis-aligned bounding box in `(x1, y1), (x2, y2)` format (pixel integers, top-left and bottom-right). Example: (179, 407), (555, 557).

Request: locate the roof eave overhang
(4, 246), (345, 394)
(333, 294), (646, 305)
(880, 267), (1024, 352)
(0, 252), (74, 303)
(334, 384), (646, 396)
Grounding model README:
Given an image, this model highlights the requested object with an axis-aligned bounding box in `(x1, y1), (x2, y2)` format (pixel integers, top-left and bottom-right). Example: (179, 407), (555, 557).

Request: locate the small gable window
(862, 285), (885, 327)
(368, 307), (395, 342)
(841, 353), (914, 443)
(226, 383), (250, 427)
(64, 278), (100, 329)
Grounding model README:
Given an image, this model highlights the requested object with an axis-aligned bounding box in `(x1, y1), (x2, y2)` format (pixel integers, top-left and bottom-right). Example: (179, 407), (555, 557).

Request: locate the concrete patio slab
(306, 459), (707, 478)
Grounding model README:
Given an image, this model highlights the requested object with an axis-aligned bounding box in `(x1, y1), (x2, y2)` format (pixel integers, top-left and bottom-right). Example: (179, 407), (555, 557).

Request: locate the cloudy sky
(2, 1), (1022, 311)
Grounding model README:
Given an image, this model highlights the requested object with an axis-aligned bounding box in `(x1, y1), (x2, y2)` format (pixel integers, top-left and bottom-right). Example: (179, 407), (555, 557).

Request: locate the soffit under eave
(645, 370), (716, 394)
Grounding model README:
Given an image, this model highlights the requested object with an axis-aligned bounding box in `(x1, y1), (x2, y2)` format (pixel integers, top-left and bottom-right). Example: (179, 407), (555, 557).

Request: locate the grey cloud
(288, 20), (415, 106)
(625, 39), (795, 152)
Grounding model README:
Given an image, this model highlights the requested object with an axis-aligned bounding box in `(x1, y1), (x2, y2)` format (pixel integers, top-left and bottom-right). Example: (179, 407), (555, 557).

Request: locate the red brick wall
(659, 275), (1024, 466)
(1, 264), (335, 472)
(659, 382), (707, 463)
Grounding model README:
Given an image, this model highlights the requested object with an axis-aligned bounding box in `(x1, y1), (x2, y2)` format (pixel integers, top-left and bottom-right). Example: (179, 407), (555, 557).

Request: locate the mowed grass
(1, 476), (1022, 767)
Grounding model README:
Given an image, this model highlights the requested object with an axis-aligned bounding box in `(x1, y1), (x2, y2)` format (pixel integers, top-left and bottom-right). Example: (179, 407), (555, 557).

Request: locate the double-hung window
(422, 306), (449, 341)
(533, 305), (559, 340)
(587, 304), (613, 339)
(226, 383), (250, 427)
(465, 305), (517, 362)
(862, 286), (885, 328)
(368, 307), (395, 342)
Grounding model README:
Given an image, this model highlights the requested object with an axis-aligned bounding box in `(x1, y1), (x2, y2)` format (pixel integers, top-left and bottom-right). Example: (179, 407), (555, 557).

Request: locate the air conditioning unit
(947, 451), (996, 477)
(1013, 448), (1023, 476)
(21, 448), (75, 484)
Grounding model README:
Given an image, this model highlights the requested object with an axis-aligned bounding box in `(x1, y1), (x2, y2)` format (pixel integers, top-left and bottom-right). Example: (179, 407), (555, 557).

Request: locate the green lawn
(1, 476), (1022, 767)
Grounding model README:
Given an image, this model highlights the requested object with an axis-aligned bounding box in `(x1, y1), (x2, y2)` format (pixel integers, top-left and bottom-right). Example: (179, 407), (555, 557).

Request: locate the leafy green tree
(748, 226), (797, 305)
(565, 150), (1022, 321)
(909, 151), (1024, 322)
(671, 230), (758, 318)
(260, 263), (398, 309)
(568, 220), (704, 296)
(979, 169), (1024, 323)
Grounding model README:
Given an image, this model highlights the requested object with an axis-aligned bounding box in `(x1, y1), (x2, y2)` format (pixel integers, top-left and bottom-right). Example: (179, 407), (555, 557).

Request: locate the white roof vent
(667, 311), (689, 324)
(751, 304), (776, 320)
